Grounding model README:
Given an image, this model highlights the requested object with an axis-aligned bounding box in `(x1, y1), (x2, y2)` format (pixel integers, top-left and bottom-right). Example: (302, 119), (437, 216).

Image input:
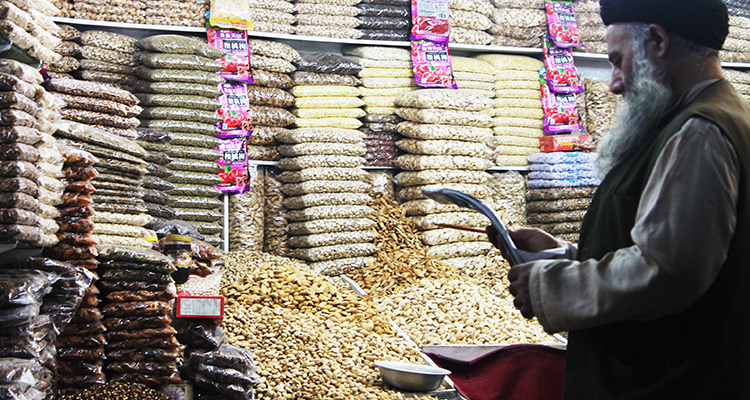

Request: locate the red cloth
(424, 344), (565, 400)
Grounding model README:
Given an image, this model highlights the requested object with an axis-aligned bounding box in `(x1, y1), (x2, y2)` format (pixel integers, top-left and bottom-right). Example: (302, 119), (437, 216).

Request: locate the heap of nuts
(347, 195), (458, 297)
(220, 250), (436, 400)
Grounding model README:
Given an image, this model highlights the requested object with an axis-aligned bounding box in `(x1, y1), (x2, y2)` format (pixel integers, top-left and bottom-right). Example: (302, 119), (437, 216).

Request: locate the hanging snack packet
(207, 28), (252, 84)
(540, 67), (584, 134)
(216, 83), (252, 139)
(542, 35), (584, 94)
(209, 0), (251, 30)
(411, 0), (451, 43)
(215, 138), (249, 194)
(545, 0), (582, 48)
(411, 40), (457, 89)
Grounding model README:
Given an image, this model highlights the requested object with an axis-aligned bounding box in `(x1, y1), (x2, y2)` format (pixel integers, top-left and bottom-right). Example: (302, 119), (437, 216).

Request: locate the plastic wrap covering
(137, 52), (224, 72)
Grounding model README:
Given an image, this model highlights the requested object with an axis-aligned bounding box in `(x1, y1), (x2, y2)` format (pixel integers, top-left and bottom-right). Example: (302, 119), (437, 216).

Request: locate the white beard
(595, 51), (675, 179)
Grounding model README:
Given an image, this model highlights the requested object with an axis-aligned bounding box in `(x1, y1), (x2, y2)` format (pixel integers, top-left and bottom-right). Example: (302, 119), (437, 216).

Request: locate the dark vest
(565, 80), (750, 400)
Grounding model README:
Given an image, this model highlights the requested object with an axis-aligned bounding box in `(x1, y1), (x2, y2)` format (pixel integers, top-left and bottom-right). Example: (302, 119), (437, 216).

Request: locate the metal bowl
(375, 361), (451, 392)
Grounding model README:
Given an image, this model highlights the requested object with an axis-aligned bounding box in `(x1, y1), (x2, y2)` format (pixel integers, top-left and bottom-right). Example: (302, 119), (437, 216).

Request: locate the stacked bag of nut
(575, 0), (608, 54)
(276, 128), (378, 274)
(477, 54), (543, 167)
(452, 56), (496, 98)
(244, 39), (299, 161)
(49, 24), (81, 80)
(294, 0), (362, 39)
(0, 59), (66, 248)
(449, 0), (493, 45)
(133, 127), (177, 228)
(582, 78), (620, 142)
(357, 0), (410, 41)
(47, 77), (142, 142)
(393, 89), (497, 269)
(488, 0), (546, 47)
(526, 151), (600, 243)
(95, 245), (181, 388)
(0, 0), (62, 66)
(722, 3), (750, 63)
(133, 34), (227, 248)
(0, 269), (58, 398)
(182, 345), (261, 400)
(70, 0), (144, 24)
(72, 30), (140, 94)
(54, 120), (155, 249)
(145, 0), (207, 27)
(343, 46), (416, 166)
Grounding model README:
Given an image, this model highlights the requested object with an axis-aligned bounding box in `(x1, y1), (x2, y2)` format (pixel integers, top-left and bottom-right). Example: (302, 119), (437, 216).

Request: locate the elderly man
(489, 0), (750, 398)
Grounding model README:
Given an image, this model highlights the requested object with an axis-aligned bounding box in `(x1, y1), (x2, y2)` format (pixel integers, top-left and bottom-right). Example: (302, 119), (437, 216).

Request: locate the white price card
(176, 296), (225, 318)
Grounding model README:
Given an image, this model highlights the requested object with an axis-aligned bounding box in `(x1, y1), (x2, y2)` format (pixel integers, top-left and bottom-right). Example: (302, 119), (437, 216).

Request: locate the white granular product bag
(494, 98), (543, 109)
(493, 117), (544, 129)
(402, 199), (462, 216)
(342, 45), (412, 60)
(359, 87), (415, 97)
(290, 85), (360, 97)
(276, 127), (364, 143)
(493, 126), (544, 138)
(397, 183), (491, 202)
(294, 96), (364, 109)
(494, 154), (530, 166)
(491, 145), (540, 157)
(453, 71), (496, 82)
(494, 89), (541, 100)
(294, 117), (363, 129)
(494, 69), (540, 81)
(495, 80), (539, 90)
(360, 77), (418, 88)
(358, 67), (413, 78)
(490, 107), (544, 119)
(346, 57), (412, 69)
(477, 54), (544, 71)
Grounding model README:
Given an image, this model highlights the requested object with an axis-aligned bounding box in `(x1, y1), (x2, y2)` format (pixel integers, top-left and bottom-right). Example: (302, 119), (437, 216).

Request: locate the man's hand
(508, 262), (535, 319)
(486, 225), (562, 256)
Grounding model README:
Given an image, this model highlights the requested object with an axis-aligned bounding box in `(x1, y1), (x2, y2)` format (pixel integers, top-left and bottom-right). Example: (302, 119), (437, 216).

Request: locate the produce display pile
(449, 0), (493, 45)
(488, 0), (545, 47)
(582, 77), (620, 142)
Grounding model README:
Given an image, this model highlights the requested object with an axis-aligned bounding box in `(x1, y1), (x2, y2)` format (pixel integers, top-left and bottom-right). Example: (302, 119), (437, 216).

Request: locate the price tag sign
(176, 296), (225, 318)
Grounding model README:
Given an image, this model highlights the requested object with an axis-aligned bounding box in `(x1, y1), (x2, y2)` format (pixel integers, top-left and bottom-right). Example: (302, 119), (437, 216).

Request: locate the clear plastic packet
(57, 360), (104, 376)
(134, 93), (221, 111)
(411, 40), (457, 89)
(411, 0), (450, 43)
(133, 80), (223, 98)
(46, 79), (139, 106)
(137, 51), (224, 72)
(188, 344), (257, 374)
(81, 45), (137, 66)
(167, 158), (218, 174)
(173, 319), (226, 349)
(106, 348), (180, 362)
(542, 35), (584, 94)
(545, 0), (582, 48)
(60, 108), (139, 129)
(209, 0), (250, 30)
(79, 59), (135, 76)
(291, 70), (361, 86)
(540, 67), (584, 134)
(358, 3), (409, 17)
(138, 34), (224, 59)
(0, 20), (39, 51)
(80, 30), (137, 53)
(294, 52), (362, 75)
(106, 336), (180, 350)
(101, 301), (171, 318)
(248, 39), (300, 62)
(57, 347), (105, 362)
(141, 119), (219, 136)
(102, 317), (172, 334)
(0, 177), (37, 196)
(0, 192), (38, 212)
(143, 176), (175, 192)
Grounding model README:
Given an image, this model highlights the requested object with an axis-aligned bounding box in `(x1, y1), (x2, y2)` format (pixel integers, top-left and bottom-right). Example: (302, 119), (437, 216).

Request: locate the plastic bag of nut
(263, 167), (289, 256)
(396, 107), (494, 127)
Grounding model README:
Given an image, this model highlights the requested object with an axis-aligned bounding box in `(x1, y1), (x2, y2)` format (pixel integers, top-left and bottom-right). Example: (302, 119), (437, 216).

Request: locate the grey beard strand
(595, 59), (674, 179)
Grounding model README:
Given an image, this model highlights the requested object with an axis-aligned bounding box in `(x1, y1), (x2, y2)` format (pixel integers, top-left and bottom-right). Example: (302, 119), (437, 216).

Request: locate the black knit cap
(599, 0), (729, 50)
